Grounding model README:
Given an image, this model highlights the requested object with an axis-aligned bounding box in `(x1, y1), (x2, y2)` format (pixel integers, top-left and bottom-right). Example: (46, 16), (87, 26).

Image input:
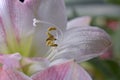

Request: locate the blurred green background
(65, 0), (120, 80)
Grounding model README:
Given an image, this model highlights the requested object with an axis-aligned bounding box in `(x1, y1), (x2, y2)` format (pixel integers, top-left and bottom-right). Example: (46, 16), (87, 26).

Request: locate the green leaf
(105, 0), (120, 5)
(113, 27), (120, 59)
(89, 58), (120, 80)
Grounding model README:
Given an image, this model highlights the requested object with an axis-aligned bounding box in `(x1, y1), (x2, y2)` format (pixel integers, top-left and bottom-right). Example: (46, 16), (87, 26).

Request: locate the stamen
(48, 27), (56, 31)
(46, 33), (56, 40)
(46, 27), (58, 47)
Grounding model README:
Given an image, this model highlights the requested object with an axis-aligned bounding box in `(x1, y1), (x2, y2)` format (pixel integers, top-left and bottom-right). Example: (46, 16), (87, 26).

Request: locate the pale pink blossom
(0, 0), (111, 80)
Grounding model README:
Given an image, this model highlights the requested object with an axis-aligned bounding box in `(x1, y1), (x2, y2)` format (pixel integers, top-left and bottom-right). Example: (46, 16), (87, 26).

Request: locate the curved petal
(67, 16), (91, 29)
(99, 47), (113, 59)
(50, 26), (111, 62)
(0, 69), (31, 80)
(31, 60), (92, 80)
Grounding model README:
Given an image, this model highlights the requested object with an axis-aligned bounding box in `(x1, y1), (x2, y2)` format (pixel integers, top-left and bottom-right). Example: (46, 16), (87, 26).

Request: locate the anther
(46, 32), (56, 40)
(48, 27), (56, 31)
(46, 27), (58, 47)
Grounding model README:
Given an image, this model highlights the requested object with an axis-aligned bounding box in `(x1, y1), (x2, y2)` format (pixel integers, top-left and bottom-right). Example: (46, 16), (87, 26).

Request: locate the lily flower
(0, 0), (111, 80)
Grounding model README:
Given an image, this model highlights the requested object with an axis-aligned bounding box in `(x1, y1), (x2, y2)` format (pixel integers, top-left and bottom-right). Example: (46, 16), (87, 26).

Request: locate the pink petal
(100, 47), (113, 59)
(67, 16), (91, 29)
(0, 69), (32, 80)
(0, 53), (31, 80)
(0, 0), (35, 54)
(0, 53), (21, 70)
(31, 60), (92, 80)
(0, 0), (34, 38)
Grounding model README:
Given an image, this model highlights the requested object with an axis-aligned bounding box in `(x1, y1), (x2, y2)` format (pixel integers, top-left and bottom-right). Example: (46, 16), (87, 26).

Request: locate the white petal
(22, 57), (50, 75)
(26, 0), (67, 56)
(49, 58), (68, 66)
(31, 21), (62, 56)
(51, 26), (111, 62)
(25, 0), (67, 30)
(37, 0), (67, 31)
(67, 16), (91, 29)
